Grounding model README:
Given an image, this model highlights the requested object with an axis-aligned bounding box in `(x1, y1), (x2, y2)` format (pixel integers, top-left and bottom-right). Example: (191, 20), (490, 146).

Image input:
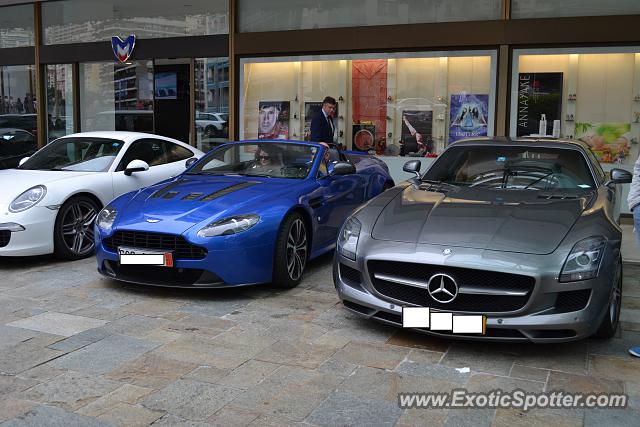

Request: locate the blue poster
(448, 94), (489, 144)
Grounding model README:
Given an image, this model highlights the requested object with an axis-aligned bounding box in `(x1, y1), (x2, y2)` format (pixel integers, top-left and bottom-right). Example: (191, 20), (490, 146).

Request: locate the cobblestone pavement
(1, 255), (640, 426)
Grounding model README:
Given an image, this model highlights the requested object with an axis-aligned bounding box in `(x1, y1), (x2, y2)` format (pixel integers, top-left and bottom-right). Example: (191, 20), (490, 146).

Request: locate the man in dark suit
(310, 96), (337, 144)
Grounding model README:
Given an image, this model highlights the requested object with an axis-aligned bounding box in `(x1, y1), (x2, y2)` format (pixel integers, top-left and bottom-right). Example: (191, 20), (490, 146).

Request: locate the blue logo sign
(111, 35), (136, 62)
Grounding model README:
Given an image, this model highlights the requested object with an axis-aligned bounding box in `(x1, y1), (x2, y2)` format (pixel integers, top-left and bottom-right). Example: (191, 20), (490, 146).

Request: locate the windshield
(424, 145), (596, 190)
(19, 137), (125, 172)
(188, 142), (319, 179)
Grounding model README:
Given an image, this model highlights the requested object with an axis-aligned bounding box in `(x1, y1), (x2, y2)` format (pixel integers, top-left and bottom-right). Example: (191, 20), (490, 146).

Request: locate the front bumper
(0, 204), (57, 256)
(95, 227), (275, 288)
(333, 238), (616, 343)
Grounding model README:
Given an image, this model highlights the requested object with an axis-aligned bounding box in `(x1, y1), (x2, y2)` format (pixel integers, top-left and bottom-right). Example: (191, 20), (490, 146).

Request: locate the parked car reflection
(0, 128), (37, 169)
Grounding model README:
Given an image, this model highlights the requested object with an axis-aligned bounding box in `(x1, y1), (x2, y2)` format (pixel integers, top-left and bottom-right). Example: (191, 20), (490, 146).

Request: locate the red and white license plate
(118, 247), (174, 267)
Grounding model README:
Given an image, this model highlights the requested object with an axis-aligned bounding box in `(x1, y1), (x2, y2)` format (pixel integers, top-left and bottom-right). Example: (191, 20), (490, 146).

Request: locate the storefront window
(238, 0), (503, 33)
(0, 4), (34, 48)
(510, 47), (640, 165)
(195, 57), (229, 152)
(240, 51), (496, 158)
(79, 61), (154, 132)
(512, 0), (640, 19)
(43, 0), (228, 45)
(46, 64), (74, 142)
(0, 65), (38, 169)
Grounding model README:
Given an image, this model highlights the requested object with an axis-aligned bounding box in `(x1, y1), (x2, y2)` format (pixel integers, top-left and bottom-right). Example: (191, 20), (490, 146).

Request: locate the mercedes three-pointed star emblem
(427, 273), (459, 304)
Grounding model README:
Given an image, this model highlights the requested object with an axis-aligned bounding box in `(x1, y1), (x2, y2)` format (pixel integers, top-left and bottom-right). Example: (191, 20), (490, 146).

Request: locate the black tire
(53, 195), (100, 260)
(594, 258), (622, 339)
(272, 213), (308, 288)
(205, 125), (215, 137)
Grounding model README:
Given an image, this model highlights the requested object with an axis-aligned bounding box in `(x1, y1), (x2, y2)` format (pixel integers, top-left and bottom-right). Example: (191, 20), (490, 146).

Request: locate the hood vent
(151, 179), (186, 199)
(162, 191), (179, 199)
(200, 181), (260, 202)
(182, 192), (204, 201)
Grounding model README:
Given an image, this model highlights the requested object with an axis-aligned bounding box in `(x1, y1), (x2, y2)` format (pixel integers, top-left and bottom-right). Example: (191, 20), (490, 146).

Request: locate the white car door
(111, 138), (195, 198)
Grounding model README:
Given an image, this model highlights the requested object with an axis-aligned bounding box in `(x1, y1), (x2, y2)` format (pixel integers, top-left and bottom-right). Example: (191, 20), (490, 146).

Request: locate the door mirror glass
(124, 159), (150, 176)
(403, 160), (422, 179)
(330, 161), (356, 176)
(606, 168), (632, 186)
(185, 157), (198, 168)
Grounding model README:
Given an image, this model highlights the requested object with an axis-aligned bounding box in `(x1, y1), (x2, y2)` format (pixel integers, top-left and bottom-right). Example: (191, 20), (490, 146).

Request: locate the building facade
(1, 0), (640, 210)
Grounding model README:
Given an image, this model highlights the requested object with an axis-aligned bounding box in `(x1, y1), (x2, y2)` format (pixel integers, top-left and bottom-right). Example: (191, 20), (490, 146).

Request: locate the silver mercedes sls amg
(333, 137), (632, 342)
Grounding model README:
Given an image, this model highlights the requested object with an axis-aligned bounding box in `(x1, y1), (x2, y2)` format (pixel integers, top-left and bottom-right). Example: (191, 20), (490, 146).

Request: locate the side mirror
(185, 157), (198, 168)
(403, 160), (421, 179)
(330, 161), (356, 176)
(605, 168), (632, 186)
(18, 157), (29, 167)
(124, 159), (150, 176)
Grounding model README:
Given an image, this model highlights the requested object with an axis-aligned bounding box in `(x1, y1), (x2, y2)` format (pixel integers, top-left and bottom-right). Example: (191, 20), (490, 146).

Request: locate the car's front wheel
(272, 213), (308, 288)
(53, 195), (100, 260)
(594, 258), (622, 339)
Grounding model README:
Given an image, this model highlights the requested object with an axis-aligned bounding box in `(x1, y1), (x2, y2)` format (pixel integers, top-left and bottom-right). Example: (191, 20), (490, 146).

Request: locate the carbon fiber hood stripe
(200, 181), (261, 202)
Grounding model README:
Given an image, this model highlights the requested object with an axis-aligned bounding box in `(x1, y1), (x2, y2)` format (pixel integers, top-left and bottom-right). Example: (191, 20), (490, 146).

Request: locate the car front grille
(0, 231), (10, 248)
(367, 260), (535, 313)
(103, 231), (207, 260)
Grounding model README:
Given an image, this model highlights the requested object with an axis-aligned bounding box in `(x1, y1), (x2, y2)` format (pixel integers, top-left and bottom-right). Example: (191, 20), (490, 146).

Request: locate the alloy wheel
(286, 218), (307, 281)
(60, 201), (97, 256)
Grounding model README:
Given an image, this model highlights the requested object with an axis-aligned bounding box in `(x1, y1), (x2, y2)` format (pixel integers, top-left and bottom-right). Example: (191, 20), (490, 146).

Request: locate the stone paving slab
(7, 312), (107, 337)
(308, 391), (403, 426)
(51, 334), (160, 375)
(18, 371), (121, 411)
(0, 404), (115, 427)
(141, 379), (241, 421)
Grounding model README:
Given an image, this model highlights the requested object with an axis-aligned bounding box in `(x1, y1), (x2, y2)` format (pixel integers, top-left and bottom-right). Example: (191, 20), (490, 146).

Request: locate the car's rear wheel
(53, 196), (100, 260)
(594, 258), (622, 339)
(205, 125), (216, 138)
(272, 213), (308, 288)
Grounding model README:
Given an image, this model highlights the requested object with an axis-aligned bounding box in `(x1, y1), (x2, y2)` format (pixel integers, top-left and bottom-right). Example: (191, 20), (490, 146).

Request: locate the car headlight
(96, 206), (117, 231)
(338, 217), (361, 261)
(9, 185), (47, 213)
(559, 236), (606, 282)
(197, 214), (260, 238)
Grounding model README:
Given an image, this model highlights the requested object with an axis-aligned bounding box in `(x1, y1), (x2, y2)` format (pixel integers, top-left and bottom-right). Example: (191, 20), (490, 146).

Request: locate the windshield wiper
(244, 173), (274, 178)
(420, 179), (458, 187)
(186, 171), (231, 176)
(522, 172), (556, 190)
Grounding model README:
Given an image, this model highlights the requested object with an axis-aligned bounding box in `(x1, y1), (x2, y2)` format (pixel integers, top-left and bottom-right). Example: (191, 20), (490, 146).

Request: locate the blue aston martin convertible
(94, 140), (393, 288)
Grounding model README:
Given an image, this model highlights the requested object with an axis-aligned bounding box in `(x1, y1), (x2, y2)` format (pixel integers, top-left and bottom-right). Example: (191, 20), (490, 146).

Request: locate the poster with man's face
(258, 101), (290, 139)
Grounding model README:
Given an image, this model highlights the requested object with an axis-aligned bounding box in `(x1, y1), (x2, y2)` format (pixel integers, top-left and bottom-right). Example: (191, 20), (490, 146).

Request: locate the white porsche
(0, 131), (204, 259)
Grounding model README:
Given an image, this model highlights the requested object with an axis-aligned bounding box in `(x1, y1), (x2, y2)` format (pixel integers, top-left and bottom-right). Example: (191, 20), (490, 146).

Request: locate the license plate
(118, 247), (174, 267)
